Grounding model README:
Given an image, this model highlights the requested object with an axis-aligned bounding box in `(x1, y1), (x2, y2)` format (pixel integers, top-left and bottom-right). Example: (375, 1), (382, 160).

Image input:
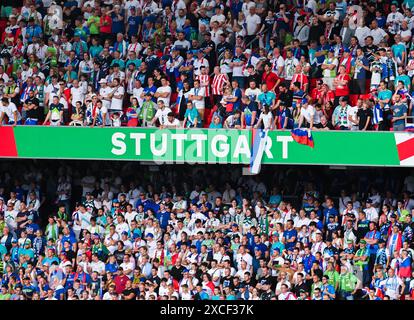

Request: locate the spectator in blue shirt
(323, 198), (339, 226)
(282, 220), (297, 251)
(321, 275), (336, 299)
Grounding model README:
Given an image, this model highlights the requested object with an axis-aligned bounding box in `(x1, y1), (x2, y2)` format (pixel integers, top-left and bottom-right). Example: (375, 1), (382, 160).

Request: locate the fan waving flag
(249, 129), (269, 174)
(291, 128), (314, 148)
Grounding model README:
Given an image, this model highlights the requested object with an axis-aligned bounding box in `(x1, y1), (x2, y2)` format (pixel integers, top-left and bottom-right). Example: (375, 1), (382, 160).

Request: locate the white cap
(244, 49), (252, 55)
(99, 79), (107, 84)
(62, 261), (72, 267)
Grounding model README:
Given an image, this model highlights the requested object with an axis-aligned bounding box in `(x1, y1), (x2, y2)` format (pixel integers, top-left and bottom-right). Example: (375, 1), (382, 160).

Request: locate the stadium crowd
(1, 0), (414, 130)
(0, 161), (413, 300)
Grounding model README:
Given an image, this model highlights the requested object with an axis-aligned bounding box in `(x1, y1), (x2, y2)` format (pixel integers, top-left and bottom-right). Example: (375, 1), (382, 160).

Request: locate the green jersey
(87, 16), (100, 35)
(324, 270), (340, 289)
(339, 272), (358, 292)
(354, 247), (369, 269)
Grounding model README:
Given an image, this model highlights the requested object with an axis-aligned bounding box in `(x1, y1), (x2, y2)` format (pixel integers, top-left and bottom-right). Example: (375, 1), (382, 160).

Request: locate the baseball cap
(146, 233), (154, 238)
(359, 239), (367, 244)
(339, 96), (348, 102)
(343, 48), (350, 53)
(99, 79), (107, 84)
(223, 206), (229, 210)
(301, 98), (308, 104)
(244, 49), (252, 55)
(62, 261), (72, 267)
(366, 198), (373, 204)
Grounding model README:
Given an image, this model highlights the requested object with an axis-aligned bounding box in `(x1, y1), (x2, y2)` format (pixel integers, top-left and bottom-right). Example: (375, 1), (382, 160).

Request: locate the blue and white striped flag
(249, 129), (269, 174)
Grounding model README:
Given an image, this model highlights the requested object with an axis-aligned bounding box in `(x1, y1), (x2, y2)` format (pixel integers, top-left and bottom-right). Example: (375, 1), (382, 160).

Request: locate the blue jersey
(365, 230), (381, 255)
(283, 229), (297, 250)
(156, 211), (171, 230)
(111, 12), (125, 34)
(276, 108), (293, 129)
(323, 207), (339, 223)
(303, 254), (316, 273)
(127, 16), (142, 37)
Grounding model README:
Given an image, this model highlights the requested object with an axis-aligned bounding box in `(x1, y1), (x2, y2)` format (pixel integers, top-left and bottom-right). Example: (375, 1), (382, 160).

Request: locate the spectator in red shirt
(291, 65), (309, 93)
(262, 62), (281, 93)
(333, 65), (351, 106)
(312, 82), (335, 106)
(114, 267), (129, 294)
(311, 79), (324, 102)
(99, 7), (112, 42)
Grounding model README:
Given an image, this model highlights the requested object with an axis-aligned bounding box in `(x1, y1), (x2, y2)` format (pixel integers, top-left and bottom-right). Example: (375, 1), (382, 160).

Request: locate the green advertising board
(1, 127), (413, 167)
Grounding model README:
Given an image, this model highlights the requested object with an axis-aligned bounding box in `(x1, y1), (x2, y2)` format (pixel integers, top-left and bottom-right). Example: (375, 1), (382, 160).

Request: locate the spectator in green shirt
(0, 286), (11, 300)
(324, 261), (340, 291)
(87, 9), (101, 36)
(338, 265), (361, 300)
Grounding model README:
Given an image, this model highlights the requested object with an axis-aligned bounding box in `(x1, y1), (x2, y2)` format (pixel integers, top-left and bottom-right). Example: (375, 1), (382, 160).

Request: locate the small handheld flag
(291, 128), (314, 148)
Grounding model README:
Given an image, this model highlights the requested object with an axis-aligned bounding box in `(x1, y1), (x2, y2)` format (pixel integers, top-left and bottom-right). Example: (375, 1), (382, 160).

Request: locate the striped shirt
(197, 74), (211, 97)
(211, 73), (228, 96)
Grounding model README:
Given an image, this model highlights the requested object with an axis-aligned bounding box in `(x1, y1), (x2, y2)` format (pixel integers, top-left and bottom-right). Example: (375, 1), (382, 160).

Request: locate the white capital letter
(211, 135), (229, 158)
(150, 133), (168, 156)
(111, 132), (126, 155)
(171, 133), (187, 157)
(190, 134), (208, 157)
(277, 136), (293, 159)
(130, 133), (146, 155)
(233, 135), (250, 158)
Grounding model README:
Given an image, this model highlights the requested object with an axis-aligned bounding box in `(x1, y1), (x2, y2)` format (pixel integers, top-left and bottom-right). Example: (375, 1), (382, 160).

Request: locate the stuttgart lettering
(110, 131), (294, 163)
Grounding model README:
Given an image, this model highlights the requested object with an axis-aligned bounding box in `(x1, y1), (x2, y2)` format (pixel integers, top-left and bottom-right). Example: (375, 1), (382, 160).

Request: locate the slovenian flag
(250, 129), (269, 174)
(291, 128), (314, 148)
